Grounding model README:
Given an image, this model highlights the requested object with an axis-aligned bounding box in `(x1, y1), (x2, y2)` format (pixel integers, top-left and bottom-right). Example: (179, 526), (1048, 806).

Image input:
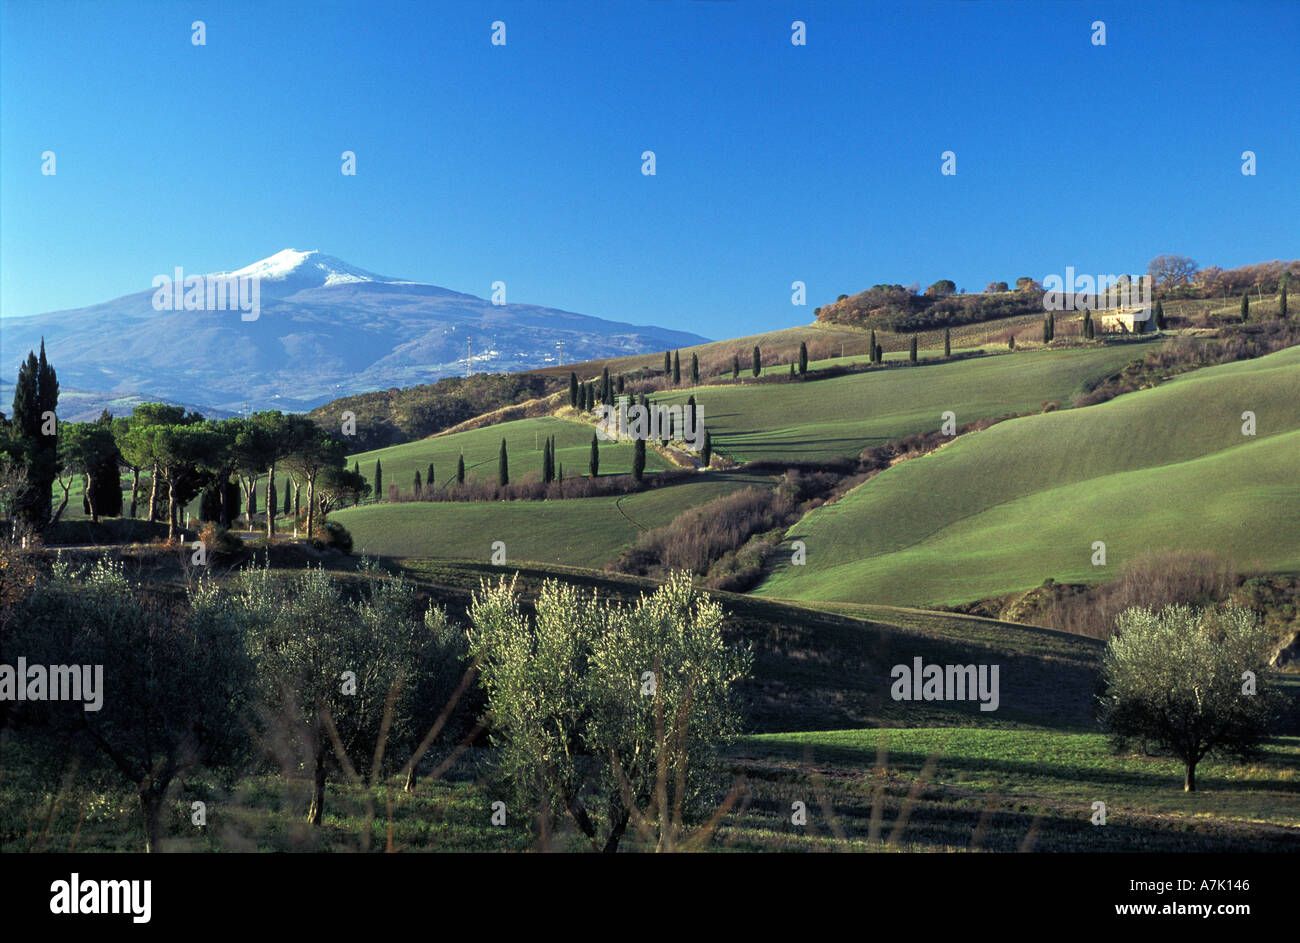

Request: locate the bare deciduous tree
(1146, 254), (1199, 291)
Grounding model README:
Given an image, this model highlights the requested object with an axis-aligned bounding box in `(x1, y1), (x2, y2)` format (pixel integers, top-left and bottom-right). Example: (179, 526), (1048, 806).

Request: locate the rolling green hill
(332, 469), (773, 563)
(651, 342), (1153, 463)
(756, 345), (1300, 607)
(390, 558), (1105, 733)
(344, 414), (671, 498)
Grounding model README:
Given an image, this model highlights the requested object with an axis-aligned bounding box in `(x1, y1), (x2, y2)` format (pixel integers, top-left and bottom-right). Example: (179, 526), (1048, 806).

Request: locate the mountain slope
(1, 250), (708, 416)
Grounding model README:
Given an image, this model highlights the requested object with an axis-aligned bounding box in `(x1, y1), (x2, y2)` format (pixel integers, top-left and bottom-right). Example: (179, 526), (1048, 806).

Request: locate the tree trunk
(140, 787), (166, 853)
(308, 742), (327, 826)
(602, 809), (629, 853)
(404, 766), (416, 793)
(148, 461), (160, 521)
(50, 478), (70, 524)
(305, 474), (316, 539)
(166, 478), (177, 541)
(129, 467), (140, 518)
(265, 462), (276, 538)
(219, 477), (230, 528)
(85, 471), (99, 524)
(1184, 761), (1196, 792)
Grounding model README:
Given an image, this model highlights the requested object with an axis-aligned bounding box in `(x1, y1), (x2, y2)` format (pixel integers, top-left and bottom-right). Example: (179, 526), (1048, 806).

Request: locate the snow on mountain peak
(221, 249), (397, 287)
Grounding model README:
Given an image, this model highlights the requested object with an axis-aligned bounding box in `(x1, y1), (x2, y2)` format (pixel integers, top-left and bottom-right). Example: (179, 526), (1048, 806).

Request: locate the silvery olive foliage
(14, 556), (254, 852)
(467, 572), (751, 851)
(234, 559), (435, 823)
(1098, 604), (1280, 792)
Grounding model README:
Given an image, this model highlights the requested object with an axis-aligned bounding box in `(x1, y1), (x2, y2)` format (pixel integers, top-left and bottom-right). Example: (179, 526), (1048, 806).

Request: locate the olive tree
(467, 572), (751, 852)
(1098, 604), (1280, 792)
(237, 562), (428, 825)
(16, 557), (254, 851)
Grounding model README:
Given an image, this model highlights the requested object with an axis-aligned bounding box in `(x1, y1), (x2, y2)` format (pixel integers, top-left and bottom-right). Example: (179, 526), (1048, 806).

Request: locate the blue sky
(2, 0), (1296, 339)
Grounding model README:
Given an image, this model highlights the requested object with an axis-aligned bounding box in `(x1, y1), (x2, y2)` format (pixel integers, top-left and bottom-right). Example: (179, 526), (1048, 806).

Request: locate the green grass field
(649, 342), (1154, 463)
(10, 726), (1293, 853)
(344, 414), (671, 498)
(331, 469), (774, 564)
(721, 727), (1300, 852)
(757, 344), (1300, 607)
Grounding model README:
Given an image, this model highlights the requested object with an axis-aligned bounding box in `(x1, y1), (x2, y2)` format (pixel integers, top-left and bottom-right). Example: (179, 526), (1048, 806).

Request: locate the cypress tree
(1155, 299), (1165, 330)
(870, 329), (878, 363)
(12, 340), (59, 526)
(1008, 335), (1016, 350)
(701, 430), (712, 468)
(589, 432), (599, 477)
(752, 346), (761, 377)
(632, 438), (646, 482)
(789, 363), (795, 378)
(427, 462), (435, 489)
(798, 342), (808, 375)
(601, 366), (611, 403)
(498, 439), (509, 486)
(375, 460), (383, 503)
(1048, 311), (1055, 341)
(690, 352), (699, 385)
(36, 340), (59, 522)
(944, 327), (951, 357)
(414, 469), (422, 496)
(664, 351), (672, 376)
(269, 478), (277, 519)
(1241, 293), (1249, 323)
(587, 382), (595, 409)
(457, 453), (466, 485)
(12, 352), (41, 442)
(569, 371), (579, 407)
(617, 373), (625, 394)
(875, 343), (883, 362)
(542, 439), (553, 484)
(284, 478), (292, 515)
(1043, 316), (1051, 344)
(10, 351), (41, 526)
(732, 353), (740, 379)
(909, 336), (918, 362)
(672, 351), (681, 385)
(1280, 282), (1288, 320)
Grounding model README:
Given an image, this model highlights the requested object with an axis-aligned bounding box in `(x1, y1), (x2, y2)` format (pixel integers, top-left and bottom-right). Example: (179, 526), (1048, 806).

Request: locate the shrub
(1042, 549), (1238, 639)
(321, 520), (353, 553)
(199, 521), (245, 557)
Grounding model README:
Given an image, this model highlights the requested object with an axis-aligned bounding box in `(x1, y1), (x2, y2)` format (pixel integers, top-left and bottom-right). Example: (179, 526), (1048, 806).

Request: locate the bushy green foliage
(13, 557), (255, 850)
(322, 520), (353, 552)
(1099, 604), (1281, 791)
(466, 573), (751, 851)
(235, 561), (436, 822)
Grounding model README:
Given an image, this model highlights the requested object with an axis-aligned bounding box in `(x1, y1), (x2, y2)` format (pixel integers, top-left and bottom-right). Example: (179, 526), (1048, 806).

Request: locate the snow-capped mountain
(221, 249), (404, 292)
(1, 250), (709, 417)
